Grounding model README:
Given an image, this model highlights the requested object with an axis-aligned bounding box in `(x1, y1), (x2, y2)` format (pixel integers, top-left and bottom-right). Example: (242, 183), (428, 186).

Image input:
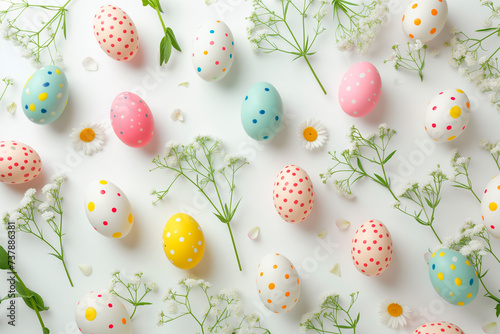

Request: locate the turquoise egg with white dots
(241, 82), (283, 141)
(21, 65), (69, 125)
(428, 248), (479, 306)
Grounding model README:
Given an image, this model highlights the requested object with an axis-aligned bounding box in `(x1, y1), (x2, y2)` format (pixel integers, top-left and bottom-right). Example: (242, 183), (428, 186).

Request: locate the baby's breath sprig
(480, 138), (500, 172)
(320, 124), (398, 201)
(247, 0), (328, 94)
(2, 173), (73, 286)
(332, 0), (389, 55)
(0, 77), (13, 103)
(158, 277), (270, 334)
(108, 271), (156, 319)
(450, 150), (481, 203)
(384, 41), (427, 81)
(151, 136), (248, 271)
(0, 0), (73, 67)
(299, 292), (360, 333)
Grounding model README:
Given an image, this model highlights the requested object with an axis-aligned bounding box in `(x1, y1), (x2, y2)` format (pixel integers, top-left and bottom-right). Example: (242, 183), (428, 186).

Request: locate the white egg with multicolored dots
(0, 141), (42, 184)
(351, 219), (393, 276)
(413, 321), (464, 334)
(256, 253), (300, 313)
(481, 175), (500, 237)
(272, 165), (314, 223)
(75, 290), (132, 334)
(162, 213), (205, 270)
(424, 89), (471, 143)
(84, 180), (134, 239)
(21, 65), (69, 124)
(428, 248), (479, 306)
(192, 20), (234, 82)
(402, 0), (448, 43)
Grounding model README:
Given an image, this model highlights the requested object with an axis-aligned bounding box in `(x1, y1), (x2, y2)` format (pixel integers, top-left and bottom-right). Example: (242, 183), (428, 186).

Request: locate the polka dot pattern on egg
(402, 0), (448, 43)
(413, 321), (465, 334)
(481, 174), (500, 238)
(0, 141), (42, 184)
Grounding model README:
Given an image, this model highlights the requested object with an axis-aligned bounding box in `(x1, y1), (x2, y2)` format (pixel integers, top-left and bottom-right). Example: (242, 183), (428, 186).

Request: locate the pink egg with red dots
(424, 88), (470, 143)
(413, 321), (464, 334)
(75, 290), (132, 334)
(110, 92), (154, 148)
(93, 5), (139, 61)
(338, 61), (382, 117)
(0, 141), (42, 184)
(84, 180), (134, 239)
(273, 165), (314, 223)
(351, 219), (393, 276)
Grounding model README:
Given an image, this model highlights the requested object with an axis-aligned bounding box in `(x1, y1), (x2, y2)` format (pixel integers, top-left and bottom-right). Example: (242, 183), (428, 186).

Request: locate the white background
(0, 0), (499, 333)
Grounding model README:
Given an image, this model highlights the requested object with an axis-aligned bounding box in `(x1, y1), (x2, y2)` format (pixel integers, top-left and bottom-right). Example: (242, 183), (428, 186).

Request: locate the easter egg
(84, 180), (134, 239)
(402, 0), (448, 43)
(413, 321), (464, 334)
(110, 92), (154, 148)
(351, 219), (393, 276)
(192, 20), (234, 82)
(162, 213), (205, 270)
(0, 141), (42, 184)
(241, 82), (283, 141)
(75, 290), (132, 334)
(21, 65), (69, 125)
(256, 253), (300, 313)
(338, 61), (382, 117)
(481, 174), (500, 237)
(272, 165), (314, 223)
(424, 89), (471, 143)
(428, 248), (479, 306)
(93, 5), (139, 61)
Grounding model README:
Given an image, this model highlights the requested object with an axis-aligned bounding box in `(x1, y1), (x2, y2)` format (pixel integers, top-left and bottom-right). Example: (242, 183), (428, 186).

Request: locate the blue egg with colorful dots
(428, 248), (479, 306)
(21, 65), (69, 125)
(241, 82), (283, 141)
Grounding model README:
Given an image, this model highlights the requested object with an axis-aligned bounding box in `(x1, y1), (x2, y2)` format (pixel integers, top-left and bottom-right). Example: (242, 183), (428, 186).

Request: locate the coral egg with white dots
(84, 180), (134, 239)
(256, 253), (300, 313)
(21, 65), (69, 125)
(413, 321), (464, 334)
(481, 174), (500, 238)
(351, 219), (393, 276)
(272, 165), (315, 223)
(338, 61), (382, 117)
(192, 20), (235, 82)
(0, 141), (42, 184)
(424, 89), (471, 143)
(75, 290), (132, 334)
(93, 5), (139, 61)
(110, 92), (155, 148)
(162, 213), (205, 270)
(402, 0), (448, 43)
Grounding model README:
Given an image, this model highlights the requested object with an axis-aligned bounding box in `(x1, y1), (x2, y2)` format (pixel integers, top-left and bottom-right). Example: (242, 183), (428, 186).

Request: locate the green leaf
(160, 34), (172, 66)
(383, 150), (397, 164)
(48, 252), (63, 261)
(356, 157), (365, 173)
(496, 302), (500, 317)
(142, 0), (163, 12)
(0, 245), (10, 270)
(476, 27), (496, 32)
(213, 212), (227, 223)
(62, 13), (67, 39)
(167, 27), (181, 52)
(373, 173), (387, 187)
(135, 301), (152, 306)
(15, 281), (49, 312)
(425, 197), (433, 209)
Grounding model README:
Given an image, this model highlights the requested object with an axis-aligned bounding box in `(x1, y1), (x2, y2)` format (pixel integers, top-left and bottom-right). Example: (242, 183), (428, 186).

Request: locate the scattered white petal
(78, 264), (93, 276)
(330, 263), (341, 277)
(6, 101), (16, 114)
(171, 108), (184, 122)
(424, 252), (431, 264)
(317, 230), (327, 239)
(336, 218), (350, 230)
(248, 226), (260, 240)
(82, 57), (98, 71)
(178, 81), (189, 87)
(483, 322), (497, 333)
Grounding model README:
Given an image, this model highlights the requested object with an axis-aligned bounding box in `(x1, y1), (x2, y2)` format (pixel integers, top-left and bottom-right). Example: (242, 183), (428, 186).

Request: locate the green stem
(226, 223), (242, 271)
(303, 55), (327, 95)
(154, 0), (167, 32)
(429, 224), (442, 244)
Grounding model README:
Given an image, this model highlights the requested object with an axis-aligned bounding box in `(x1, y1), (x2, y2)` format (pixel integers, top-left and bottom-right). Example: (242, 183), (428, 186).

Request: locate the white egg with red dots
(256, 253), (300, 313)
(351, 219), (393, 276)
(481, 174), (500, 238)
(84, 180), (134, 239)
(412, 321), (464, 334)
(424, 89), (471, 143)
(402, 0), (448, 43)
(75, 290), (132, 334)
(0, 141), (42, 185)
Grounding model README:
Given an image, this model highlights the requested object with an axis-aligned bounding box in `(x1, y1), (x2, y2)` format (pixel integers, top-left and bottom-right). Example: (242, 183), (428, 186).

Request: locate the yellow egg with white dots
(162, 213), (205, 269)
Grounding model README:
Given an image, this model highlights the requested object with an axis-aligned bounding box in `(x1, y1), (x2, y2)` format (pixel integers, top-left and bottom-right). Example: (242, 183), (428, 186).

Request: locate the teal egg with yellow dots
(21, 65), (69, 125)
(428, 248), (479, 306)
(241, 82), (283, 141)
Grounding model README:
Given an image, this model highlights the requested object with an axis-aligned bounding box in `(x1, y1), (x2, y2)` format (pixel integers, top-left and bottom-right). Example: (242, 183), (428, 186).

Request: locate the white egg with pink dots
(412, 321), (464, 334)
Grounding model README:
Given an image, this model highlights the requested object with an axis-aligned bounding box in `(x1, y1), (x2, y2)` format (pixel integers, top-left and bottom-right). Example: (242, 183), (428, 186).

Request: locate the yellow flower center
(80, 128), (96, 143)
(387, 303), (403, 317)
(303, 127), (318, 142)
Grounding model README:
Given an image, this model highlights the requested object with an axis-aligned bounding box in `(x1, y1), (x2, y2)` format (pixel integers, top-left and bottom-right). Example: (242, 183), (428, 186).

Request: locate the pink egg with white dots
(110, 92), (154, 148)
(413, 321), (464, 334)
(351, 219), (393, 276)
(272, 165), (314, 223)
(93, 5), (139, 61)
(338, 61), (382, 117)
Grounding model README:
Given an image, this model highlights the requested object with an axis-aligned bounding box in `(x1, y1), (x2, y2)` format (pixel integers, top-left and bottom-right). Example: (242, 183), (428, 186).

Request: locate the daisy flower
(298, 119), (328, 150)
(70, 122), (106, 155)
(378, 299), (411, 329)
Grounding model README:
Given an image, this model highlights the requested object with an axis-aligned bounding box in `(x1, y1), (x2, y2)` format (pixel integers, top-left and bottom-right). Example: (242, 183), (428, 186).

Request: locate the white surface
(0, 0), (498, 333)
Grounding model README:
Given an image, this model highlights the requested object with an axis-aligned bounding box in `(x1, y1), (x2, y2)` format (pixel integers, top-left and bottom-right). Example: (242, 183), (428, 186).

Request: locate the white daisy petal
(297, 119), (328, 150)
(248, 226), (260, 240)
(336, 218), (350, 230)
(317, 230), (327, 239)
(82, 57), (98, 71)
(78, 264), (93, 276)
(329, 263), (341, 277)
(483, 322), (497, 333)
(424, 252), (431, 264)
(6, 101), (16, 114)
(70, 122), (106, 155)
(378, 298), (411, 329)
(178, 81), (189, 87)
(171, 108), (184, 122)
